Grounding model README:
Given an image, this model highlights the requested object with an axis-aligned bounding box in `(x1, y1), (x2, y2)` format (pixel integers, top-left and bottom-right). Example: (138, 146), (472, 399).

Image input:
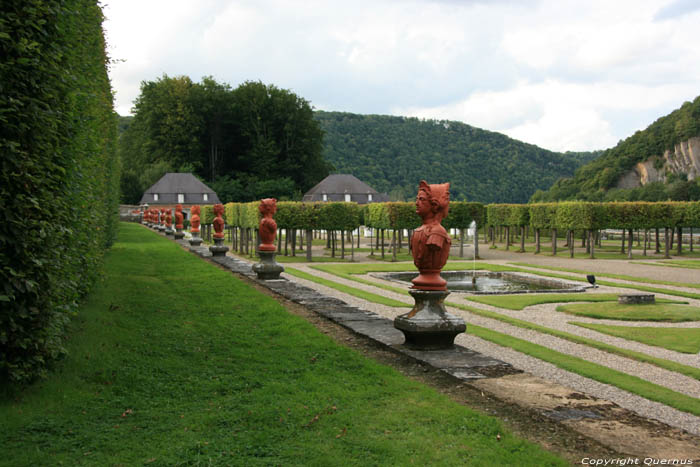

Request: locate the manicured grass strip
(447, 302), (700, 382)
(512, 262), (700, 291)
(557, 302), (700, 322)
(509, 263), (700, 300)
(635, 260), (700, 270)
(571, 323), (700, 354)
(0, 223), (565, 466)
(275, 255), (350, 263)
(284, 267), (411, 308)
(466, 293), (623, 310)
(466, 324), (700, 416)
(308, 263), (700, 382)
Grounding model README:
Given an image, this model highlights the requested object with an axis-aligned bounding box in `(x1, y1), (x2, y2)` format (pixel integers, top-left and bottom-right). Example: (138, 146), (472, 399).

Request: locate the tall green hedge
(1, 0), (120, 383)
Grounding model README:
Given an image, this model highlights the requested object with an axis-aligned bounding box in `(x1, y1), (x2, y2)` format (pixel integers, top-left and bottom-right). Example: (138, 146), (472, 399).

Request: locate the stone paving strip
(179, 240), (700, 439)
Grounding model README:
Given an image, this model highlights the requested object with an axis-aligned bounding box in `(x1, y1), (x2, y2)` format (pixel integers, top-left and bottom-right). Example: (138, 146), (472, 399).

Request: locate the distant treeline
(119, 76), (332, 204)
(314, 111), (600, 203)
(532, 95), (700, 202)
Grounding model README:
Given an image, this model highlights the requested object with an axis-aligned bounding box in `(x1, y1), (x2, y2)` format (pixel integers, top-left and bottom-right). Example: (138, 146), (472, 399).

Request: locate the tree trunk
(691, 227), (694, 252)
(341, 229), (345, 259)
(664, 227), (671, 259)
(505, 226), (510, 251)
(569, 230), (574, 258)
(621, 230), (626, 254)
(677, 227), (683, 256)
(381, 229), (385, 259)
(552, 228), (557, 256)
(655, 228), (660, 254)
(306, 229), (312, 262)
(643, 230), (648, 256)
(392, 229), (397, 262)
(474, 225), (480, 259)
(519, 226), (525, 253)
(350, 230), (354, 261)
(627, 228), (633, 259)
(459, 229), (464, 258)
(589, 230), (595, 259)
(535, 228), (541, 254)
(331, 230), (336, 258)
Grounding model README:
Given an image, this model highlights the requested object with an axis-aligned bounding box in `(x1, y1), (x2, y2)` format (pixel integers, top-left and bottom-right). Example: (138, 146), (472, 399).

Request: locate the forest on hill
(119, 76), (332, 204)
(314, 111), (599, 203)
(532, 95), (700, 202)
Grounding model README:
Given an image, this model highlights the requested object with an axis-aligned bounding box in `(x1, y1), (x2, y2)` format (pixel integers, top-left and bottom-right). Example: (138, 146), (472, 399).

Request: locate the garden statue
(174, 204), (184, 240)
(165, 208), (174, 235)
(410, 181), (451, 290)
(253, 198), (284, 280)
(258, 198), (278, 251)
(394, 180), (465, 349)
(159, 208), (166, 231)
(189, 205), (202, 247)
(209, 203), (229, 256)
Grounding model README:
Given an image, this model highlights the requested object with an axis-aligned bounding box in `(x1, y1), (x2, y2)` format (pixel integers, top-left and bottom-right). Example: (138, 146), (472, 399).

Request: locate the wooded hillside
(315, 111), (599, 203)
(532, 95), (700, 202)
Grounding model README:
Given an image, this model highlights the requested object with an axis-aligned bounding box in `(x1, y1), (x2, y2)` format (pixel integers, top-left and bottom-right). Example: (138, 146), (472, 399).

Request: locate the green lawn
(466, 293), (622, 310)
(0, 223), (565, 466)
(635, 260), (700, 270)
(572, 323), (700, 354)
(556, 302), (700, 322)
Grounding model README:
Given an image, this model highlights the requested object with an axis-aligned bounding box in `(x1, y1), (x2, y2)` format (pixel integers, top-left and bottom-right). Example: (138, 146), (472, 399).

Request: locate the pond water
(376, 271), (586, 295)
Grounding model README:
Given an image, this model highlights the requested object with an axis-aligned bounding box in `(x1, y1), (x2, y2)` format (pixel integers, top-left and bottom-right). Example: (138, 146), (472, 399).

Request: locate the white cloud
(103, 0), (700, 152)
(394, 80), (697, 151)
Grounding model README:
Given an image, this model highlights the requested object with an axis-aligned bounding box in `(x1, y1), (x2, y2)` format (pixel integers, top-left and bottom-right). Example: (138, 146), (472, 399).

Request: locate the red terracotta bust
(258, 198), (278, 251)
(410, 181), (451, 290)
(213, 203), (225, 239)
(160, 208), (166, 226)
(175, 204), (184, 230)
(165, 208), (172, 228)
(190, 205), (201, 233)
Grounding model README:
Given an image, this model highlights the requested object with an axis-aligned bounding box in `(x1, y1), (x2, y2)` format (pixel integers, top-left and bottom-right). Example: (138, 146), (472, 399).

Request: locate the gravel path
(280, 262), (700, 436)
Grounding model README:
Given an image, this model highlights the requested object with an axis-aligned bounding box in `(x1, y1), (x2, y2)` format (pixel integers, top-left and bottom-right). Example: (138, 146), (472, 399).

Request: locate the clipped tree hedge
(1, 0), (120, 383)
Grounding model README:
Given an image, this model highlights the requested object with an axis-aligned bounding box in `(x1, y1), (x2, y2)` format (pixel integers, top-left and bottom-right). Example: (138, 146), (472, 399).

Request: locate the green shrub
(0, 0), (120, 383)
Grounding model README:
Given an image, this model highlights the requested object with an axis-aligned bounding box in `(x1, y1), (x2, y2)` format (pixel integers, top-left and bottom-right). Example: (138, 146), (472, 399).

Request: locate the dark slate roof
(139, 173), (221, 205)
(302, 174), (389, 204)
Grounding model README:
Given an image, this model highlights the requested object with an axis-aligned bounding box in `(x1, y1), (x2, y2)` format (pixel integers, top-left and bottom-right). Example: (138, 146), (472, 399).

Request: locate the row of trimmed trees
(189, 200), (700, 262)
(487, 201), (700, 258)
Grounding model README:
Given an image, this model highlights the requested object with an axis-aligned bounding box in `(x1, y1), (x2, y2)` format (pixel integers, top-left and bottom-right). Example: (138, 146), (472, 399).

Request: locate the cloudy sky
(103, 0), (700, 152)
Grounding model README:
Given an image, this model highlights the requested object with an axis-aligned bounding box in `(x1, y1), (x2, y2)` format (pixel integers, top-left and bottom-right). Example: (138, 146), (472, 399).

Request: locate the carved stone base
(253, 250), (284, 280)
(209, 237), (229, 256)
(189, 235), (202, 247)
(394, 289), (466, 350)
(174, 228), (184, 240)
(158, 225), (166, 232)
(165, 227), (174, 236)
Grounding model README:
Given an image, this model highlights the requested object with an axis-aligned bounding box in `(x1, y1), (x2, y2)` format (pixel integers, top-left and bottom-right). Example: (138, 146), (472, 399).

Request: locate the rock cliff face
(616, 137), (700, 188)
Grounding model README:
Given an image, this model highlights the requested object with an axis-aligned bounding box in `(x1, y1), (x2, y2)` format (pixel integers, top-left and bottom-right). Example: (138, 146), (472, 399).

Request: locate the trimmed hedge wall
(1, 0), (120, 383)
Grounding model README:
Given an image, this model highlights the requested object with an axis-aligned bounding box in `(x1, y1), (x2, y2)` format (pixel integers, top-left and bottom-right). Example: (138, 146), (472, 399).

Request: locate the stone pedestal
(174, 228), (184, 240)
(209, 237), (229, 257)
(394, 289), (466, 350)
(165, 227), (174, 236)
(253, 250), (284, 280)
(189, 234), (202, 247)
(618, 294), (655, 304)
